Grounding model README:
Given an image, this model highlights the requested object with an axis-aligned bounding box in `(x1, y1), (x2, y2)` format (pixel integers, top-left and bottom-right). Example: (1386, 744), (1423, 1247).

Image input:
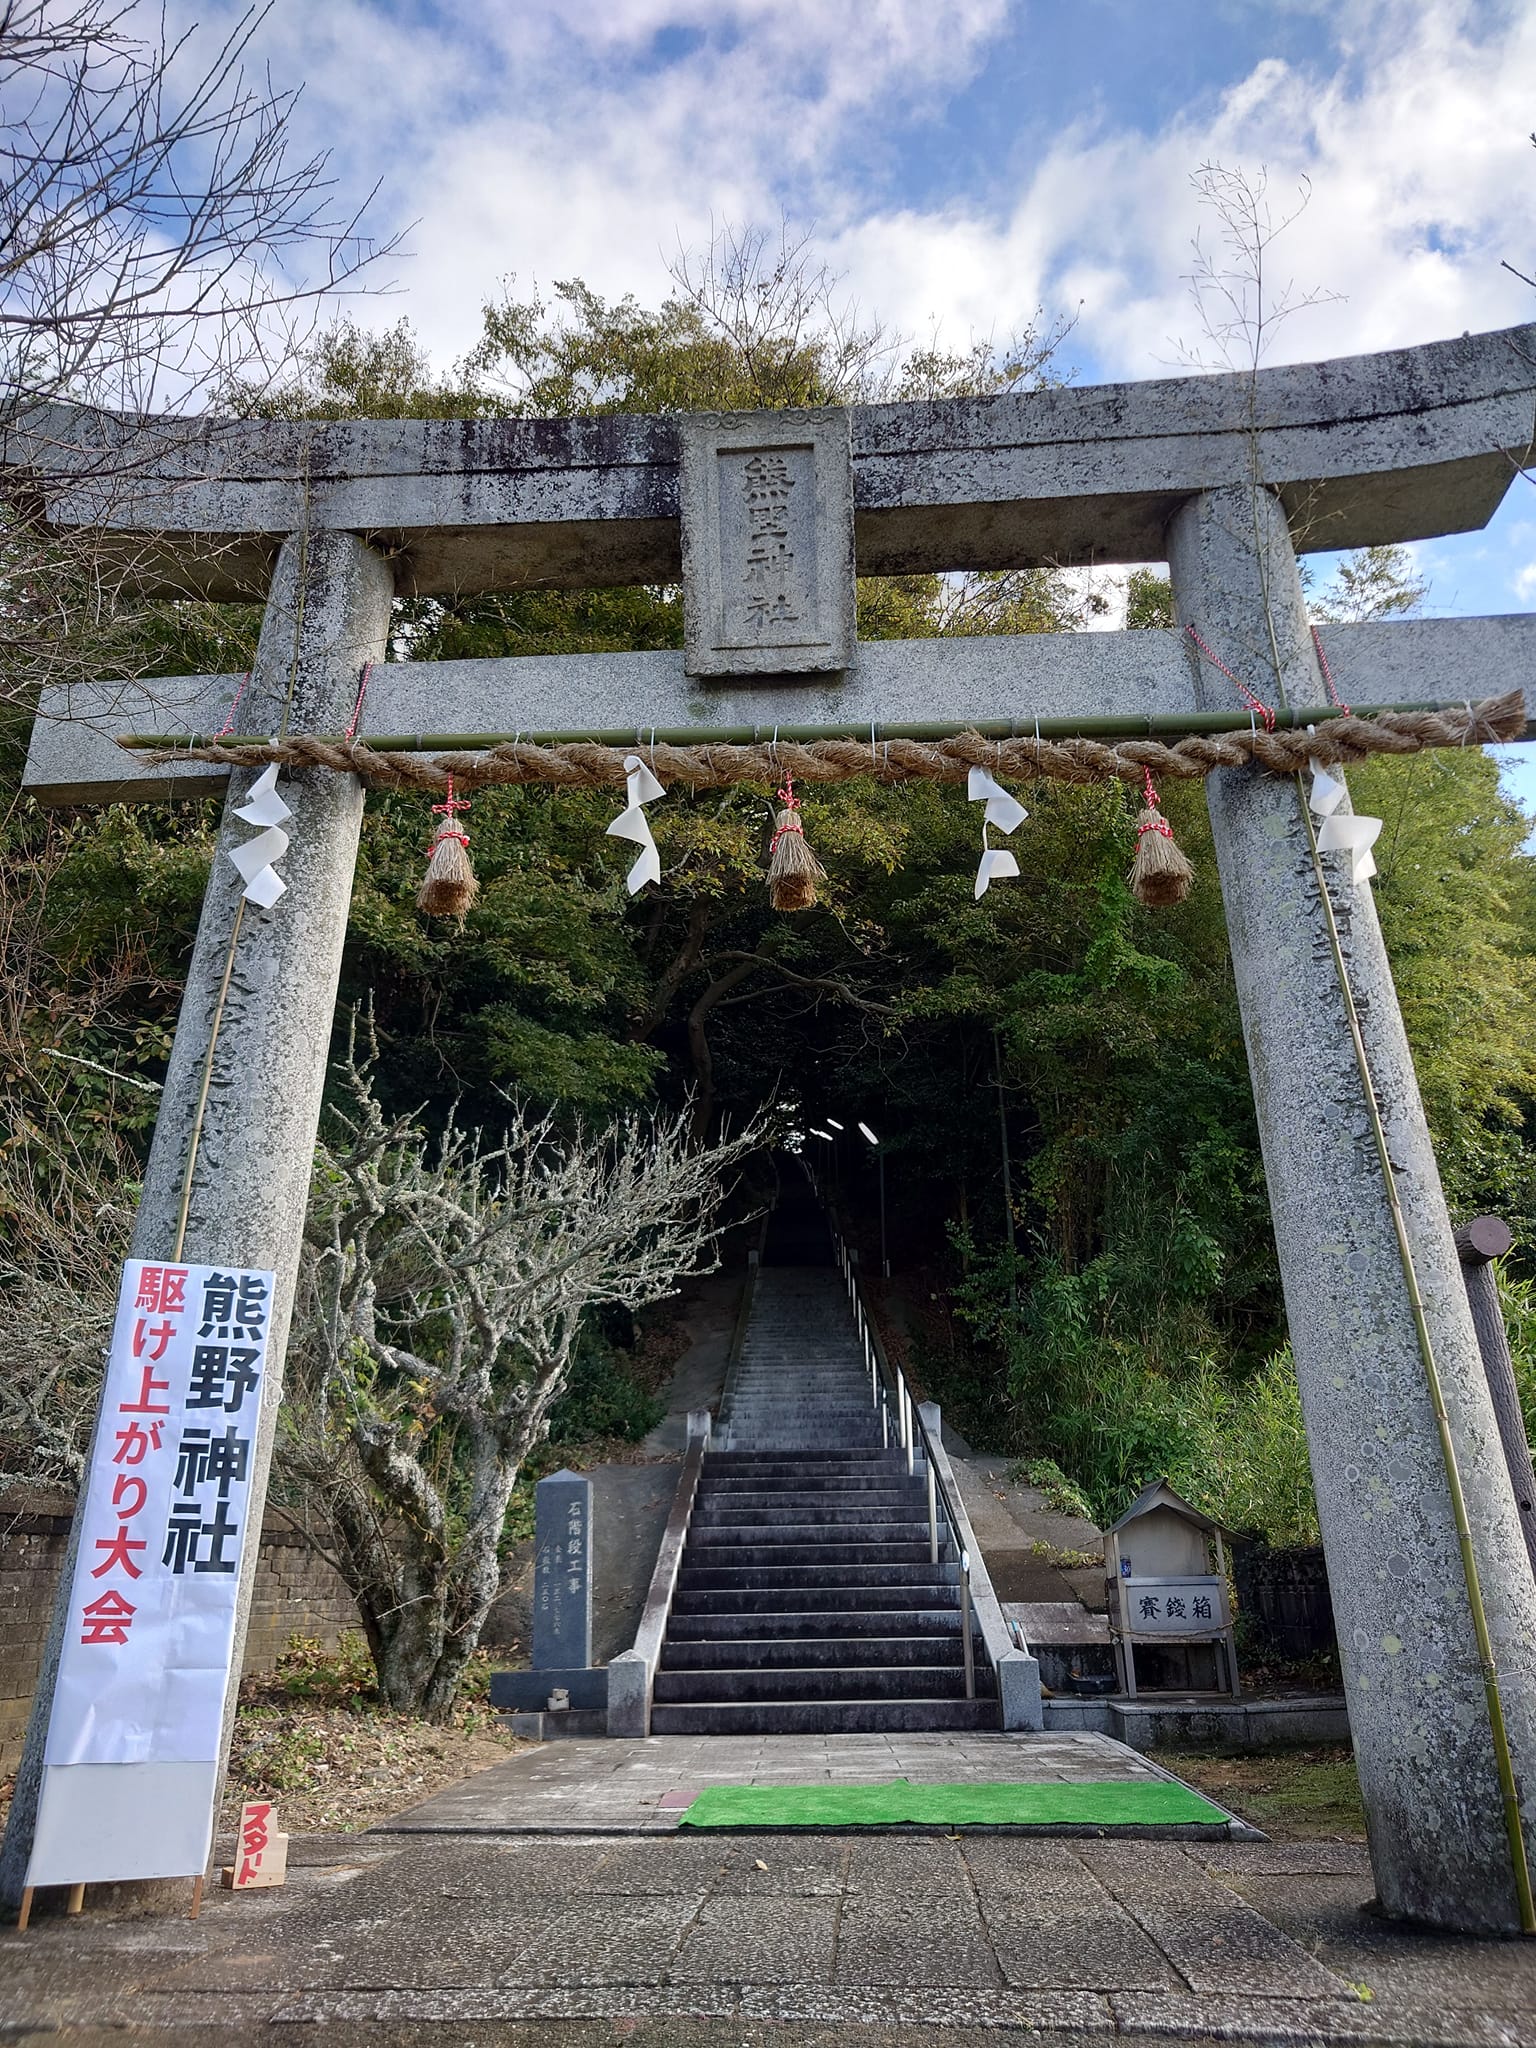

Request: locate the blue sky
(174, 0), (1536, 797)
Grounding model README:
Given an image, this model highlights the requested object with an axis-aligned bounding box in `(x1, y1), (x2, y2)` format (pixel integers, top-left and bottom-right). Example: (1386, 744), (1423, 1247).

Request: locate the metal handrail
(607, 1408), (711, 1736)
(824, 1215), (1018, 1697)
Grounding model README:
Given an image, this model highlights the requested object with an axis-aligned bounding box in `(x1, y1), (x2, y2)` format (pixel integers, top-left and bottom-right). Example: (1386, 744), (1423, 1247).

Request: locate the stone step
(669, 1583), (960, 1615)
(721, 1412), (875, 1427)
(699, 1473), (920, 1491)
(722, 1390), (872, 1404)
(686, 1517), (937, 1543)
(682, 1538), (940, 1567)
(693, 1496), (926, 1520)
(665, 1607), (964, 1639)
(706, 1449), (901, 1467)
(650, 1222), (989, 1735)
(654, 1663), (986, 1703)
(723, 1397), (872, 1411)
(717, 1442), (888, 1455)
(648, 1698), (1003, 1735)
(660, 1634), (966, 1669)
(678, 1561), (959, 1592)
(696, 1499), (925, 1515)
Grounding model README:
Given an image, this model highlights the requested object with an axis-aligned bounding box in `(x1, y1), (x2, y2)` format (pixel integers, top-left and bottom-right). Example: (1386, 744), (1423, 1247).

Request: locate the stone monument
(489, 1470), (606, 1718)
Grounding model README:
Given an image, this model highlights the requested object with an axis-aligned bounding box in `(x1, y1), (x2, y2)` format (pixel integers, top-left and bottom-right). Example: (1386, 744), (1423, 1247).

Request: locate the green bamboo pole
(116, 698), (1519, 756)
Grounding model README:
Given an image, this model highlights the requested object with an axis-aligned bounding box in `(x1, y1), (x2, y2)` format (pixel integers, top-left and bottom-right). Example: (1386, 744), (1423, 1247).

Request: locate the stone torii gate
(7, 323), (1536, 1933)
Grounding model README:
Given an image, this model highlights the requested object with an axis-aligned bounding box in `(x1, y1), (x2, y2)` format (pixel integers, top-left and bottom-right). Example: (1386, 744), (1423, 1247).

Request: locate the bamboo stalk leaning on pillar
(1166, 480), (1536, 1937)
(0, 527), (396, 1913)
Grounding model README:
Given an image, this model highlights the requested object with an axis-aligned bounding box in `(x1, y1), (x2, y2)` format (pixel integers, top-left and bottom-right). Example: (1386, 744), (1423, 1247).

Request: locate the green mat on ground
(677, 1778), (1226, 1830)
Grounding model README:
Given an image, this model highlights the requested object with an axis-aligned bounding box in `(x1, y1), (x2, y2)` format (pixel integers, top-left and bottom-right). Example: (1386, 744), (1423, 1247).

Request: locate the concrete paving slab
(582, 1839), (732, 1894)
(499, 1895), (703, 1986)
(833, 1893), (1001, 1987)
(271, 1984), (741, 2022)
(843, 1835), (969, 1895)
(715, 1838), (849, 1893)
(1108, 1990), (1531, 2045)
(376, 1729), (1173, 1835)
(1224, 1870), (1536, 2014)
(960, 1838), (1089, 1895)
(736, 1983), (1115, 2030)
(983, 1899), (1179, 1992)
(670, 1895), (839, 1982)
(11, 1830), (1536, 2045)
(1200, 1842), (1372, 1877)
(431, 1840), (612, 1896)
(1079, 1843), (1350, 1999)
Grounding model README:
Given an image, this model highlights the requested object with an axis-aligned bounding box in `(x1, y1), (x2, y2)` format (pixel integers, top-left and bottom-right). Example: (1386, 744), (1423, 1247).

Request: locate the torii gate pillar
(1169, 483), (1536, 1932)
(0, 526), (393, 1911)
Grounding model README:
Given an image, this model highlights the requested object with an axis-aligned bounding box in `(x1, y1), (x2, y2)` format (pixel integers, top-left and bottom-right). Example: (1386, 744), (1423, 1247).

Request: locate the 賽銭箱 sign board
(25, 1259), (273, 1888)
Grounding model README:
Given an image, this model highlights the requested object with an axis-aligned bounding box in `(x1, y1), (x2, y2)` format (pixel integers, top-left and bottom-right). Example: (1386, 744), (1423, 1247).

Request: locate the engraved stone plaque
(532, 1468), (592, 1670)
(680, 408), (856, 678)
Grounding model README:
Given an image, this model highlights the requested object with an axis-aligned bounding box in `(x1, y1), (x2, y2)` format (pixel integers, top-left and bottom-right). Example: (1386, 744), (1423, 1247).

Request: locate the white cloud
(154, 0), (1536, 385)
(829, 3), (1536, 376)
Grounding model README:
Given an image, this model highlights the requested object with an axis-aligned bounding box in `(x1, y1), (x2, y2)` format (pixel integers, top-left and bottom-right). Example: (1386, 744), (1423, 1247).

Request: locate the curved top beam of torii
(8, 321), (1536, 599)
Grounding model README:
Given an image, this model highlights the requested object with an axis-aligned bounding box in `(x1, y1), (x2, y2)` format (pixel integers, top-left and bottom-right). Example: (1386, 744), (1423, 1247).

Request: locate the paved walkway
(7, 1828), (1536, 2043)
(379, 1731), (1235, 1836)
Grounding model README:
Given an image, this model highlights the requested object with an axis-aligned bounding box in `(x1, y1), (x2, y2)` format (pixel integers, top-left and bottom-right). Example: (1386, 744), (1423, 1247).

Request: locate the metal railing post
(960, 1558), (976, 1700)
(927, 1455), (939, 1564)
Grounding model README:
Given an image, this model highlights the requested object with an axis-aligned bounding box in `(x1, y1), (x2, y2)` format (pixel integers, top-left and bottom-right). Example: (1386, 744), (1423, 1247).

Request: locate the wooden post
(1455, 1217), (1536, 1581)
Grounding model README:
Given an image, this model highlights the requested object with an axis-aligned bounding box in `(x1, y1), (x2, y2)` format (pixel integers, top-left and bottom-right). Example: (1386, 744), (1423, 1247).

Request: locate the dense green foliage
(7, 273), (1536, 1548)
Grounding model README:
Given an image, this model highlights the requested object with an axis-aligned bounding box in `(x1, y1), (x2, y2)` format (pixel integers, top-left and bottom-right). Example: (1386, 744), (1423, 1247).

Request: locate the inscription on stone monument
(680, 408), (856, 678)
(532, 1468), (592, 1670)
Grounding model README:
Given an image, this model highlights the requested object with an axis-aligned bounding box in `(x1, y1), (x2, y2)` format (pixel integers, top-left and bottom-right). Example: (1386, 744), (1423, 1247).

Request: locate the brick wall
(1, 1492), (357, 1773)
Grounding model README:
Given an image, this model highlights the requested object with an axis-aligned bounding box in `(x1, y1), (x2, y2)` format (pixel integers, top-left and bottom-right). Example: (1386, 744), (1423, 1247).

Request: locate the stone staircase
(650, 1260), (1000, 1735)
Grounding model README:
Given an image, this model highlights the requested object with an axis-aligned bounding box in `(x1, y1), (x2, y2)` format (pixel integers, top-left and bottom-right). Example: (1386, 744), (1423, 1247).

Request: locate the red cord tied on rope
(1129, 763), (1194, 908)
(417, 774), (478, 918)
(1185, 623), (1277, 732)
(767, 771), (825, 911)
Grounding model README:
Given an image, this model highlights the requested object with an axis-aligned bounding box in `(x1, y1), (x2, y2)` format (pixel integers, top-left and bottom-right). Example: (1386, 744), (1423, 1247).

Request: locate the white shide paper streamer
(968, 766), (1028, 898)
(606, 754), (666, 892)
(227, 764), (292, 908)
(1308, 757), (1381, 885)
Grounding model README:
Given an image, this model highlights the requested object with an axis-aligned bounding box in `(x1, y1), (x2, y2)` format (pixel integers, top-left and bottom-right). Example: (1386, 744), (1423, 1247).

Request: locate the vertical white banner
(27, 1259), (273, 1887)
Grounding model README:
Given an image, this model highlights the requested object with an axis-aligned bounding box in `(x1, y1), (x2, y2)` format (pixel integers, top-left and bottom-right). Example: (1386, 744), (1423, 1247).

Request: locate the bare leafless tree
(0, 0), (401, 720)
(0, 1071), (143, 1494)
(276, 1035), (762, 1717)
(665, 215), (1071, 408)
(2, 0), (396, 413)
(1171, 163), (1340, 376)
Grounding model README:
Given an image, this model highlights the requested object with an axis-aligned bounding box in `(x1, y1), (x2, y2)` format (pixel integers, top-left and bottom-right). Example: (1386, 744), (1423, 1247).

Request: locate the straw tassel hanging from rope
(1128, 764), (1193, 907)
(418, 776), (478, 917)
(767, 772), (825, 911)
